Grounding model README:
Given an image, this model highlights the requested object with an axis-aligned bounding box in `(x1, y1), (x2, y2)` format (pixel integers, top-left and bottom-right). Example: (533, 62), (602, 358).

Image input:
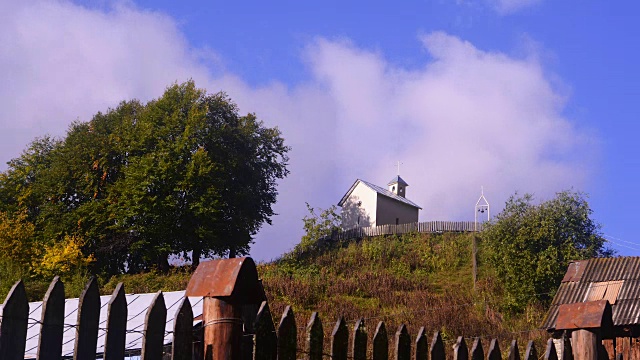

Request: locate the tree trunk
(192, 247), (201, 267)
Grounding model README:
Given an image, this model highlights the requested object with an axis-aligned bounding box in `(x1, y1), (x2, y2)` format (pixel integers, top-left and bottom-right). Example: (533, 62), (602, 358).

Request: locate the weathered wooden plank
(305, 312), (323, 360)
(141, 291), (167, 360)
(414, 327), (427, 360)
(0, 280), (29, 360)
(488, 339), (501, 360)
(395, 324), (410, 360)
(373, 321), (389, 360)
(254, 301), (276, 360)
(524, 341), (538, 360)
(454, 336), (468, 360)
(330, 317), (348, 360)
(242, 302), (261, 360)
(37, 277), (65, 360)
(172, 297), (193, 360)
(74, 277), (100, 360)
(104, 282), (126, 360)
(545, 338), (559, 360)
(429, 331), (445, 360)
(508, 340), (520, 360)
(471, 338), (484, 360)
(353, 318), (367, 360)
(277, 305), (297, 360)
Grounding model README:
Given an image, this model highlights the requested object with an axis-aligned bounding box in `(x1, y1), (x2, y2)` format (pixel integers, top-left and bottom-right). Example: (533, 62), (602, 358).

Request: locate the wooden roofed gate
(0, 256), (628, 360)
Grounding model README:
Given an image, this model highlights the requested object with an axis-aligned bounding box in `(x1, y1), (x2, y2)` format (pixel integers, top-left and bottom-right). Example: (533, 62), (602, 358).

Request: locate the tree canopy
(0, 81), (290, 275)
(482, 190), (613, 312)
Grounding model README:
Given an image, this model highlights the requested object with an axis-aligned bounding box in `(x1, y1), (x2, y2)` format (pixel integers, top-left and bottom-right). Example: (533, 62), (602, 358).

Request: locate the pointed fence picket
(37, 276), (64, 360)
(414, 327), (427, 360)
(373, 321), (389, 360)
(454, 336), (469, 360)
(395, 324), (411, 360)
(509, 340), (520, 360)
(352, 318), (367, 360)
(331, 317), (348, 360)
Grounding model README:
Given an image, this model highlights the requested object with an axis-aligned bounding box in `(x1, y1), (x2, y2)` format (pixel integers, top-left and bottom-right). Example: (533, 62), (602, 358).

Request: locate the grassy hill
(258, 232), (548, 349)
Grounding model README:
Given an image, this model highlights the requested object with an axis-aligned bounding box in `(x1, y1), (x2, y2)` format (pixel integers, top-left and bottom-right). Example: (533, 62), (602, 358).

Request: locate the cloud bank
(0, 1), (595, 260)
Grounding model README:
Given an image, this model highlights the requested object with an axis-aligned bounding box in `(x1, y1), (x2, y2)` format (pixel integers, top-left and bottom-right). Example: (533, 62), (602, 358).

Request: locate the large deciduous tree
(0, 81), (290, 274)
(482, 190), (613, 312)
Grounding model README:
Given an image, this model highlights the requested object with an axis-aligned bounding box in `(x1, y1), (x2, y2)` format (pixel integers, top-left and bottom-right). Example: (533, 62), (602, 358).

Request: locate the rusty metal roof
(185, 257), (265, 304)
(542, 257), (640, 330)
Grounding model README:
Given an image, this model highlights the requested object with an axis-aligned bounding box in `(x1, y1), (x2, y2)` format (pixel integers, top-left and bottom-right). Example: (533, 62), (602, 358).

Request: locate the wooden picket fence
(1, 275), (605, 360)
(251, 302), (568, 360)
(0, 277), (195, 360)
(332, 221), (483, 242)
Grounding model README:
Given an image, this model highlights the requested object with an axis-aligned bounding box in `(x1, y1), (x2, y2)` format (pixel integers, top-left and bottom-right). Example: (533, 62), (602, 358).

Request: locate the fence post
(373, 321), (389, 360)
(488, 339), (501, 360)
(0, 280), (29, 360)
(353, 318), (367, 360)
(141, 291), (167, 360)
(172, 297), (193, 360)
(37, 276), (65, 360)
(253, 301), (276, 360)
(277, 306), (297, 360)
(74, 277), (100, 360)
(305, 312), (323, 360)
(104, 282), (127, 360)
(471, 338), (484, 360)
(508, 340), (520, 360)
(186, 258), (265, 360)
(395, 324), (410, 360)
(429, 331), (445, 360)
(454, 336), (468, 360)
(331, 317), (348, 360)
(414, 327), (427, 360)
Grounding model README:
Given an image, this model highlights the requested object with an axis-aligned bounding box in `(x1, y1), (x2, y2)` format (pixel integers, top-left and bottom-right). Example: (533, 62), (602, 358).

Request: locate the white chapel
(337, 175), (421, 229)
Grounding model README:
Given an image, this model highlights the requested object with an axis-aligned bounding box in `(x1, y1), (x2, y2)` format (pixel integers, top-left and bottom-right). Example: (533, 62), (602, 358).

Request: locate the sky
(1, 0), (639, 260)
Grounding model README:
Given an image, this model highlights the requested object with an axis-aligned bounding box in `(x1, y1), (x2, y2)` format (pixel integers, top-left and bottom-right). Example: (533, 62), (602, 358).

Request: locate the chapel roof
(387, 175), (409, 186)
(338, 179), (422, 209)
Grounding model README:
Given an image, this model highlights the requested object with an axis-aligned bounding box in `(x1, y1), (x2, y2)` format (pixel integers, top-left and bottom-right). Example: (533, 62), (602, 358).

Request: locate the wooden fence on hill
(331, 221), (484, 242)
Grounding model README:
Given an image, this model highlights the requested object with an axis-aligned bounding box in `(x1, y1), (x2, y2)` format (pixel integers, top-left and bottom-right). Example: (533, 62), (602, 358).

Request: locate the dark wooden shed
(542, 257), (640, 360)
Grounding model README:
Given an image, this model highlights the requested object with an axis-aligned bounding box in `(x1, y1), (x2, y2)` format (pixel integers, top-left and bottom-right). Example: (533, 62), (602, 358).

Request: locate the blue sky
(1, 0), (639, 259)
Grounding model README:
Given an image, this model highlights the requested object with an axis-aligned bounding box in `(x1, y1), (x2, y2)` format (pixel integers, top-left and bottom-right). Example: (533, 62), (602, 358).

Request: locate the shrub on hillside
(482, 190), (613, 313)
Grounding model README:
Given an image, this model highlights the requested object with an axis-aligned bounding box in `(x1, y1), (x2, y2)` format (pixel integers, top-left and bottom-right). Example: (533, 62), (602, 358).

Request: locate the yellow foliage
(34, 235), (95, 278)
(0, 210), (35, 267)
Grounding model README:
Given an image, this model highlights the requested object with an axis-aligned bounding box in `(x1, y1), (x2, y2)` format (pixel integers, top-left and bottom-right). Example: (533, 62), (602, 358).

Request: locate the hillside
(258, 232), (548, 348)
(1, 231), (550, 355)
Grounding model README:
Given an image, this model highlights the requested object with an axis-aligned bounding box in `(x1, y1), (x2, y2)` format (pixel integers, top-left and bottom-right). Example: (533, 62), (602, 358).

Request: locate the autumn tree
(0, 81), (290, 274)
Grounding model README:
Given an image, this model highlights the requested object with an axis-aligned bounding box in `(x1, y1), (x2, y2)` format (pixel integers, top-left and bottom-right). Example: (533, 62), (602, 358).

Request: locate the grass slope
(258, 232), (548, 352)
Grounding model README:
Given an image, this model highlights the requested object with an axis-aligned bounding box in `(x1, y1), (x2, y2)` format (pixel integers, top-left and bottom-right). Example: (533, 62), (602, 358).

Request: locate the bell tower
(388, 175), (408, 198)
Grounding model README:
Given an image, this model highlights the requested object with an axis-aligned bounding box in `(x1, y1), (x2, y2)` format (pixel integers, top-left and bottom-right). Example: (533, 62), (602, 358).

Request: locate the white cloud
(0, 0), (210, 165)
(490, 0), (543, 14)
(0, 1), (595, 261)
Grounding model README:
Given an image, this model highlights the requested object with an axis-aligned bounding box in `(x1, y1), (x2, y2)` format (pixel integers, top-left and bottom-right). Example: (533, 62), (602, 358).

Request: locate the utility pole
(473, 187), (489, 291)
